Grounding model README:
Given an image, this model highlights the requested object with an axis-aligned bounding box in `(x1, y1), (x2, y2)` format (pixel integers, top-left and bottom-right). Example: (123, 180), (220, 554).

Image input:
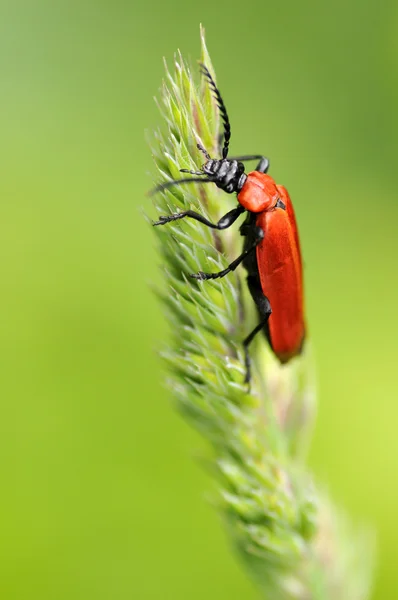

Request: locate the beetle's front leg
(153, 205), (245, 230)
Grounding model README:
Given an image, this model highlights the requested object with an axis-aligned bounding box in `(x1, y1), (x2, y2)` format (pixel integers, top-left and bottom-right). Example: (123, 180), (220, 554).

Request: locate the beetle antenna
(199, 63), (231, 160)
(196, 142), (211, 160)
(148, 177), (213, 196)
(179, 169), (205, 175)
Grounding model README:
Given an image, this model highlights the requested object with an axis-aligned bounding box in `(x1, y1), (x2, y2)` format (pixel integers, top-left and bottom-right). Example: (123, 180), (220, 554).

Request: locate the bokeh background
(1, 0), (398, 598)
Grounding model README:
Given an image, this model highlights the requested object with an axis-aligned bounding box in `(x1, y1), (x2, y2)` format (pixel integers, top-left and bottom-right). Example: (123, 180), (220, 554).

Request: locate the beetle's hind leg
(243, 276), (272, 383)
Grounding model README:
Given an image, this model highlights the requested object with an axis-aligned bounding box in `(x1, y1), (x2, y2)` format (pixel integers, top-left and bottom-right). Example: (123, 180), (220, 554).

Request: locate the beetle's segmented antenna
(199, 63), (231, 160)
(180, 168), (205, 175)
(197, 142), (211, 161)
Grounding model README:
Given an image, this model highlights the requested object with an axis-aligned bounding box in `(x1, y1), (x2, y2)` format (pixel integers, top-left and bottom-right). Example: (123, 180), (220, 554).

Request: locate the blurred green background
(1, 0), (397, 598)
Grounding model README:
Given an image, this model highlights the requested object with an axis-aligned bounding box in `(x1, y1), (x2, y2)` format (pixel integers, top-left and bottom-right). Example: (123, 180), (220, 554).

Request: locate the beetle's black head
(198, 156), (247, 194)
(149, 64), (247, 196)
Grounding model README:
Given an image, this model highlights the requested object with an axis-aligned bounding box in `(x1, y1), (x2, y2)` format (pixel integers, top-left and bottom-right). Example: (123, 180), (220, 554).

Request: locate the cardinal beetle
(151, 64), (305, 382)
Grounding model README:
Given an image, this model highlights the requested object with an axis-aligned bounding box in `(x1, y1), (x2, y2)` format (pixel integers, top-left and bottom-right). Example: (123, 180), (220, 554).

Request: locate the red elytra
(237, 172), (305, 363)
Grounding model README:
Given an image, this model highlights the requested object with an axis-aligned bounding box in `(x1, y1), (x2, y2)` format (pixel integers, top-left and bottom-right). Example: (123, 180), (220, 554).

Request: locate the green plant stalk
(149, 26), (374, 600)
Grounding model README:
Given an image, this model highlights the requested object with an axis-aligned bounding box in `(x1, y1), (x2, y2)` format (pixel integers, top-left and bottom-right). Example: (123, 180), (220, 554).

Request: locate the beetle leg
(153, 205), (245, 229)
(228, 155), (269, 174)
(243, 317), (271, 384)
(190, 226), (264, 280)
(239, 222), (251, 236)
(243, 277), (272, 383)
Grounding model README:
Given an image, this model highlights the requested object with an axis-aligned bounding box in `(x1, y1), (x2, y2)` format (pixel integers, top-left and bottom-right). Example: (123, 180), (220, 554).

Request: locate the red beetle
(152, 64), (305, 382)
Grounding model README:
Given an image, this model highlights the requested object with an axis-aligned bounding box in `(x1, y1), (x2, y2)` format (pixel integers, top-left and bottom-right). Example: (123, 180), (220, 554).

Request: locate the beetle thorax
(203, 159), (247, 194)
(237, 171), (280, 213)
